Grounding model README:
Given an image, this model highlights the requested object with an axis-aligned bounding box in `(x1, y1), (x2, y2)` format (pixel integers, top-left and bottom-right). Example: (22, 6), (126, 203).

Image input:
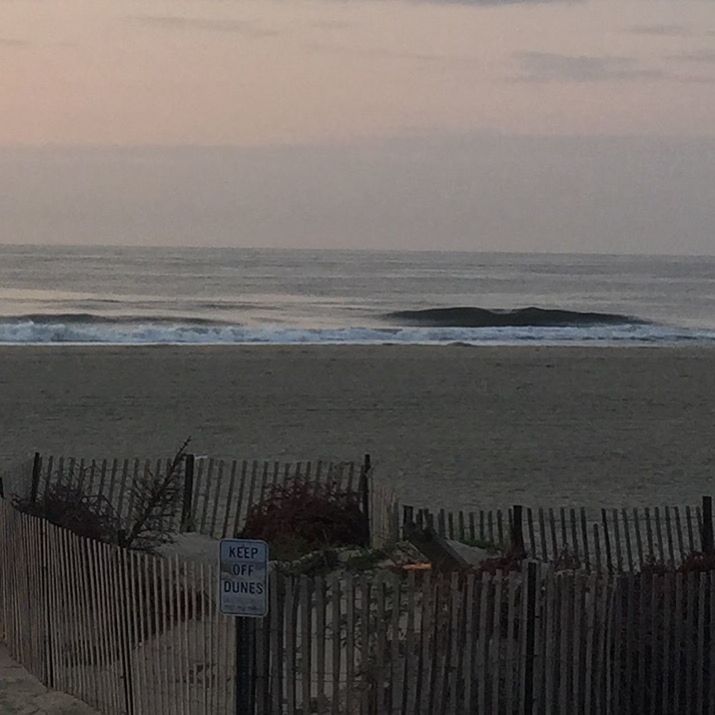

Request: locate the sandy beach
(1, 345), (714, 511)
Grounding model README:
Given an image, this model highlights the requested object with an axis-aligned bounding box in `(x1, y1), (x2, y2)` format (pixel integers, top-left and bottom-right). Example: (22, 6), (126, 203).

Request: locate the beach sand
(1, 345), (714, 511)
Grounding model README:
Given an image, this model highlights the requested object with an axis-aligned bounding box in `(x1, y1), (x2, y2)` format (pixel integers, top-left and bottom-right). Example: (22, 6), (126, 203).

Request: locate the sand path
(0, 645), (96, 714)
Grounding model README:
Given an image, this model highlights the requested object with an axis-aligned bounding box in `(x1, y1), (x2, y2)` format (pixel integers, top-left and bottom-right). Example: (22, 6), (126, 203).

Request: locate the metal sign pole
(218, 538), (268, 715)
(235, 616), (254, 714)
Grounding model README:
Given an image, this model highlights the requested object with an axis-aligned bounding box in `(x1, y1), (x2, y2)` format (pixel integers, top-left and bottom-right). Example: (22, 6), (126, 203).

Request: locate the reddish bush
(241, 479), (368, 559)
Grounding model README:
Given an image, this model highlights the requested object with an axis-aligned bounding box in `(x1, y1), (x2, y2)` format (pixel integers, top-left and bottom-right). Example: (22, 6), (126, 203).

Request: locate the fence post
(523, 561), (537, 714)
(30, 452), (41, 503)
(702, 496), (713, 553)
(359, 454), (371, 544)
(403, 505), (414, 540)
(511, 504), (526, 557)
(180, 454), (195, 532)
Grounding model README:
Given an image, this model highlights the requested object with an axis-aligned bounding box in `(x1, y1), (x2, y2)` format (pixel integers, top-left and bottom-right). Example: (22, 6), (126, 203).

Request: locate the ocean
(1, 245), (714, 345)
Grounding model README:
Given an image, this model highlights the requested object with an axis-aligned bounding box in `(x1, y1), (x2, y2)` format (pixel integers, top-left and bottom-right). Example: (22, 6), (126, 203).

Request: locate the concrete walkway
(0, 646), (97, 714)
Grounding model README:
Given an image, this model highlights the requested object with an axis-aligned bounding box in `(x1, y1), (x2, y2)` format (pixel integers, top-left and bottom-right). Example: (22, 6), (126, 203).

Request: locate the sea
(1, 244), (714, 345)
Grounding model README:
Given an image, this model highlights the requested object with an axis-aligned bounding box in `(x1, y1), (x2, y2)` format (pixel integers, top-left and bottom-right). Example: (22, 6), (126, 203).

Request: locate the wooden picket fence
(400, 499), (715, 571)
(24, 453), (399, 547)
(2, 498), (715, 714)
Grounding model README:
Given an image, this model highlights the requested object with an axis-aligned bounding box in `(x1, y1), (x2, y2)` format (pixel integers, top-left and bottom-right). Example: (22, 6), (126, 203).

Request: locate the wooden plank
(635, 570), (648, 715)
(86, 459), (99, 496)
(259, 461), (270, 503)
(284, 577), (297, 714)
(580, 508), (590, 569)
(684, 571), (696, 715)
(460, 573), (474, 714)
(374, 574), (387, 714)
(392, 573), (405, 715)
(344, 574), (355, 715)
(417, 571), (433, 715)
(199, 458), (215, 534)
(583, 572), (597, 715)
(624, 573), (636, 714)
(548, 509), (558, 562)
(443, 573), (464, 713)
(709, 572), (715, 715)
(208, 460), (224, 539)
(124, 458), (141, 527)
(686, 504), (696, 554)
(570, 508), (580, 560)
(526, 508), (536, 558)
(557, 507), (567, 554)
(543, 568), (556, 714)
(359, 575), (371, 715)
(558, 573), (572, 714)
(674, 506), (685, 565)
(661, 572), (672, 712)
(490, 571), (503, 713)
(315, 575), (327, 713)
(673, 573), (684, 714)
(648, 572), (659, 715)
(221, 461), (239, 538)
(593, 523), (602, 573)
(115, 459), (130, 525)
(644, 506), (655, 564)
(231, 461), (249, 537)
(96, 459), (109, 502)
(621, 508), (634, 573)
(610, 575), (622, 714)
(168, 554), (186, 715)
(245, 461), (259, 527)
(299, 575), (312, 712)
(504, 570), (518, 715)
(611, 508), (624, 573)
(431, 575), (448, 715)
(601, 509), (613, 573)
(538, 508), (548, 561)
(654, 506), (666, 564)
(632, 507), (644, 570)
(696, 504), (705, 551)
(572, 573), (584, 714)
(665, 506), (676, 567)
(696, 571), (706, 715)
(271, 572), (284, 715)
(43, 455), (54, 498)
(105, 458), (119, 512)
(476, 573), (490, 715)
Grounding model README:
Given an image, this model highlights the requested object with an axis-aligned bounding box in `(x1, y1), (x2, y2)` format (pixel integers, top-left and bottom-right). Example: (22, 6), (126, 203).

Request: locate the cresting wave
(1, 313), (715, 345)
(386, 306), (647, 328)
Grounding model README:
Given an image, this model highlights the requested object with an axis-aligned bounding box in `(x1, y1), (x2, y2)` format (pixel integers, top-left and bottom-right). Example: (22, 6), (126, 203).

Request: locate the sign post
(219, 538), (269, 714)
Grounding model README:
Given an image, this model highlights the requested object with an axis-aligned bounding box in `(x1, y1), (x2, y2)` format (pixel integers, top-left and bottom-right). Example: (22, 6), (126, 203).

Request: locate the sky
(1, 0), (715, 254)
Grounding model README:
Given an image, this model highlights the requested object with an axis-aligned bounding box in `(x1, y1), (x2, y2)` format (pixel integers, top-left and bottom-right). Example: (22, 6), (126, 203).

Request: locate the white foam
(1, 318), (715, 346)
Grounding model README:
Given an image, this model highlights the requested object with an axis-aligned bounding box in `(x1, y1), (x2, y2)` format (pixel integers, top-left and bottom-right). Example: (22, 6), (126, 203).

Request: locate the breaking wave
(0, 313), (714, 345)
(386, 306), (647, 328)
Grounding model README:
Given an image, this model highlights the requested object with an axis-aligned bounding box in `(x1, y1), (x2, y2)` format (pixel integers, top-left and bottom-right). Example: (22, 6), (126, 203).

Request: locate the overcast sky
(2, 0), (714, 254)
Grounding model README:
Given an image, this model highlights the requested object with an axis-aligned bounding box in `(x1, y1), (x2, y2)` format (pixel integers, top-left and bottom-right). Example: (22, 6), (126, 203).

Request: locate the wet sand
(1, 345), (714, 511)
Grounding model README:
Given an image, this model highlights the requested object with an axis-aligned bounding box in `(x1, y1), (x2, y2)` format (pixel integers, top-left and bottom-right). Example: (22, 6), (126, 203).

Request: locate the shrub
(242, 479), (368, 560)
(14, 439), (191, 553)
(13, 483), (121, 543)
